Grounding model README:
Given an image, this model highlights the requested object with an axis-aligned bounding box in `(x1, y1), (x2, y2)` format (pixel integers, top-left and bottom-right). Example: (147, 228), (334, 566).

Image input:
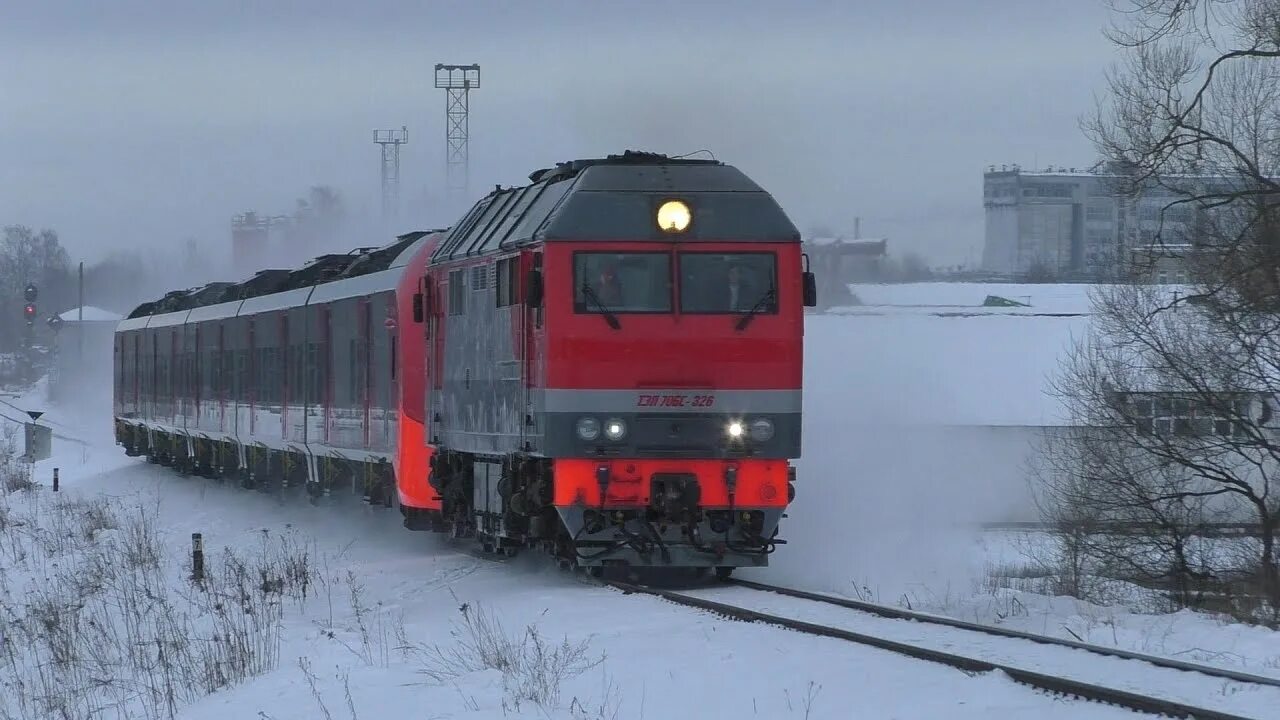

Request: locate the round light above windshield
(657, 200), (691, 233)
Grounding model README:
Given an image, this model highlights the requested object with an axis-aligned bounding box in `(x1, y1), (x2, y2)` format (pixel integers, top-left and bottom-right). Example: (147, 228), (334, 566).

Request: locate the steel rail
(727, 578), (1280, 689)
(607, 580), (1258, 720)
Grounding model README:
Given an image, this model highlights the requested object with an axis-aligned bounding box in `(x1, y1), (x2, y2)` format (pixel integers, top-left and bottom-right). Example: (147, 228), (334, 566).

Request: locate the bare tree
(1035, 1), (1280, 623)
(83, 250), (157, 315)
(285, 185), (347, 256)
(1040, 276), (1280, 623)
(0, 225), (72, 351)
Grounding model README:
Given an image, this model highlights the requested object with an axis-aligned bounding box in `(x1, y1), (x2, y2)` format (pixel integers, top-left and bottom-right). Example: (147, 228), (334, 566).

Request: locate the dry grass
(0, 468), (318, 720)
(401, 601), (607, 712)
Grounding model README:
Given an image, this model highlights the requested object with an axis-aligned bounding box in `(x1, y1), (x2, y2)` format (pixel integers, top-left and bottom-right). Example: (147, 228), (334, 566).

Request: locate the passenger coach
(113, 231), (443, 505)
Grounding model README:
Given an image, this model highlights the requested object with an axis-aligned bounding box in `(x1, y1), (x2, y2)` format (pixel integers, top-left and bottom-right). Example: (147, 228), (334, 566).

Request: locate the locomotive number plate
(636, 393), (716, 408)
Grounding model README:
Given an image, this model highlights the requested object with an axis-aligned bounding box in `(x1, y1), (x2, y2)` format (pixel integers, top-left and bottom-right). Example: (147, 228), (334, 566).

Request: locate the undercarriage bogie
(114, 419), (795, 571)
(422, 447), (794, 569)
(113, 423), (398, 507)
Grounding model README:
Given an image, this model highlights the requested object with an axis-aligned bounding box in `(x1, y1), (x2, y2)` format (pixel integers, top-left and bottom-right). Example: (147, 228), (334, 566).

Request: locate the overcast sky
(0, 0), (1118, 271)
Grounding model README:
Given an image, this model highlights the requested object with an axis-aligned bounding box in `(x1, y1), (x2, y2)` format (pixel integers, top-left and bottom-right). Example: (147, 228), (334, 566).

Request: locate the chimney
(854, 216), (861, 240)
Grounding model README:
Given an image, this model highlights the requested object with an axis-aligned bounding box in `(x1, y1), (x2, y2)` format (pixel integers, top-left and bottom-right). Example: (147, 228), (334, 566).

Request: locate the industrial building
(981, 164), (1203, 279)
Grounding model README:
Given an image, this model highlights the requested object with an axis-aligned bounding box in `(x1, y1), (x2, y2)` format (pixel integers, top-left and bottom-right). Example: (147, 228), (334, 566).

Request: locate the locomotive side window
(678, 252), (777, 314)
(496, 257), (519, 307)
(573, 252), (671, 313)
(448, 270), (465, 315)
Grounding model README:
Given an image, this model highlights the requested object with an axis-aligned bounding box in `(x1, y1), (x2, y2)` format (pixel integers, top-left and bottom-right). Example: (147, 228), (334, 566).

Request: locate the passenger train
(114, 150), (815, 576)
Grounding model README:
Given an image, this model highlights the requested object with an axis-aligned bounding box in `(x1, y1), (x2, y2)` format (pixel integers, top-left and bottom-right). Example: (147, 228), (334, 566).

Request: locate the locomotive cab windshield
(573, 251), (779, 318)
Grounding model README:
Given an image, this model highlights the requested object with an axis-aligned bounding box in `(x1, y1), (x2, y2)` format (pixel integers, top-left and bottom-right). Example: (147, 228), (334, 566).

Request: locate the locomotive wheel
(714, 566), (734, 581)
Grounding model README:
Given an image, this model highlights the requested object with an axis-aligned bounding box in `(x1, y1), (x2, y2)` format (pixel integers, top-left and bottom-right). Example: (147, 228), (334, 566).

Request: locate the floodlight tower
(434, 64), (480, 209)
(374, 126), (409, 223)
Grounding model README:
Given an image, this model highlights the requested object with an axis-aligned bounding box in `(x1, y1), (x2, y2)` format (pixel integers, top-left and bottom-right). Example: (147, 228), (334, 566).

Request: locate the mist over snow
(0, 0), (1115, 271)
(756, 290), (1088, 602)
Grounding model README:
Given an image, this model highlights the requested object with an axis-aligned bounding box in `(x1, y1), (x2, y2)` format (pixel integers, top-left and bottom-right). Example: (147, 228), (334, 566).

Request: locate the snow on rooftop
(58, 306), (123, 322)
(807, 311), (1089, 427)
(805, 236), (888, 246)
(841, 281), (1195, 317)
(845, 282), (1099, 315)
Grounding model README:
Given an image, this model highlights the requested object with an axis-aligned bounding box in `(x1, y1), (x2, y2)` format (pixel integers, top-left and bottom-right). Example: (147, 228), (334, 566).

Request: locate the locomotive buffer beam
(560, 504), (784, 569)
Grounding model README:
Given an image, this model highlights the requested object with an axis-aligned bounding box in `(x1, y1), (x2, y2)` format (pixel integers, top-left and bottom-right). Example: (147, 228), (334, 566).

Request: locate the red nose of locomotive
(535, 196), (809, 571)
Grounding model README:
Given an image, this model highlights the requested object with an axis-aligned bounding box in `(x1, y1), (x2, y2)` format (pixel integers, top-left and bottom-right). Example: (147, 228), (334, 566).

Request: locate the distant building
(1126, 242), (1204, 284)
(981, 164), (1205, 279)
(802, 236), (888, 308)
(232, 212), (271, 278)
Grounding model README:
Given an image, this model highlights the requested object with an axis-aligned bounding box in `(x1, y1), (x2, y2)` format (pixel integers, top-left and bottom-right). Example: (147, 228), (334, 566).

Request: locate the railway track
(727, 578), (1280, 690)
(604, 578), (1277, 720)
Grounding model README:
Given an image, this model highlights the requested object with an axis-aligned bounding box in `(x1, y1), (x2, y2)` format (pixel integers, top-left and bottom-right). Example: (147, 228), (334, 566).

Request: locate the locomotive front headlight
(604, 418), (627, 441)
(726, 421), (745, 439)
(576, 417), (601, 441)
(748, 417), (774, 442)
(657, 199), (691, 233)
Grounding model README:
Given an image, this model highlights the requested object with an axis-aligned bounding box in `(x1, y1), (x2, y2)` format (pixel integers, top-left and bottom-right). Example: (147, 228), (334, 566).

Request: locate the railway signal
(23, 283), (37, 326)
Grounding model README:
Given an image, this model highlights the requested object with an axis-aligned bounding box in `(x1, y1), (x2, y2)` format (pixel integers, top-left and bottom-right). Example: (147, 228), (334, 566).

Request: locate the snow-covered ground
(1, 305), (1276, 719)
(1, 418), (1138, 720)
(843, 281), (1192, 316)
(952, 531), (1280, 678)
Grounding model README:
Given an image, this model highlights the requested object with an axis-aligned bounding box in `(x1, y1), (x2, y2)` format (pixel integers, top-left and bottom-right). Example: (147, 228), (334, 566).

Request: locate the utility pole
(374, 126), (409, 227)
(434, 64), (480, 213)
(77, 262), (84, 363)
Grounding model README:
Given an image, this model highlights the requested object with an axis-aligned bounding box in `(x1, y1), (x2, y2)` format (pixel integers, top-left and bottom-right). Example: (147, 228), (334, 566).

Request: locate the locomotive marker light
(656, 199), (691, 233)
(727, 421), (745, 439)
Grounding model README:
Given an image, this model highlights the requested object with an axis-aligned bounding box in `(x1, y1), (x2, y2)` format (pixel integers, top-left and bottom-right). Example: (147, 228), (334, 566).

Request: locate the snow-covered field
(957, 531), (1280, 677)
(1, 305), (1276, 719)
(0, 429), (1138, 720)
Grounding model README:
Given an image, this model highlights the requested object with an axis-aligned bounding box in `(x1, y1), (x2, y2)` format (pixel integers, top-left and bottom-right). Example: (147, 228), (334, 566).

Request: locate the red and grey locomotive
(113, 150), (814, 576)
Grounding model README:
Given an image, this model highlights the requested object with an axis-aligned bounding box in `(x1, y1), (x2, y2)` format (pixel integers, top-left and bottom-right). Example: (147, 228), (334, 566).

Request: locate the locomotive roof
(430, 149), (799, 263)
(124, 230), (441, 319)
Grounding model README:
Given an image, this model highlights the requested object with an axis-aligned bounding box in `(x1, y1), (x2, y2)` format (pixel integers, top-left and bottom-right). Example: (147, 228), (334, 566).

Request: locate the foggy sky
(0, 0), (1117, 272)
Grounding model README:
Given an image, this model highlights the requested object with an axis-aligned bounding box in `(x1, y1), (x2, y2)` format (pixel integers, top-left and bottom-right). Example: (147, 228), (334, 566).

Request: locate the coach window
(573, 252), (671, 313)
(678, 252), (777, 314)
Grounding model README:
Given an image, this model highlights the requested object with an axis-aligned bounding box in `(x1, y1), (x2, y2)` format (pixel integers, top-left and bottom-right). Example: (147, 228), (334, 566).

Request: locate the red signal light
(23, 303), (35, 318)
